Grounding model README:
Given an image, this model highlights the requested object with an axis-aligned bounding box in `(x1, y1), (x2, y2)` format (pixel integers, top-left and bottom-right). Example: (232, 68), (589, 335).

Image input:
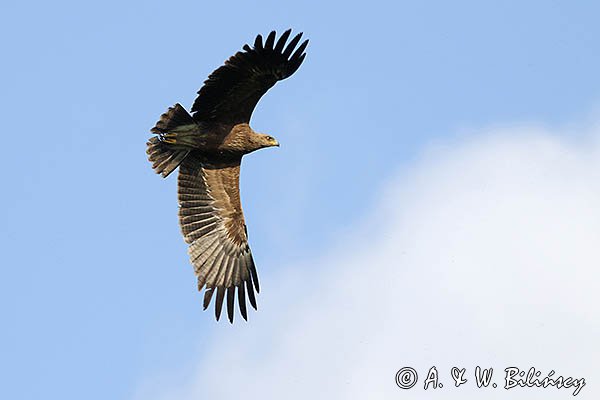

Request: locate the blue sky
(2, 1), (600, 399)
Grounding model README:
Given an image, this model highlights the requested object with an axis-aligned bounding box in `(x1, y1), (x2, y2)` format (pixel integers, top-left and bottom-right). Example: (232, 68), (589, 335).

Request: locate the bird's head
(229, 124), (280, 153)
(259, 133), (280, 149)
(247, 129), (279, 151)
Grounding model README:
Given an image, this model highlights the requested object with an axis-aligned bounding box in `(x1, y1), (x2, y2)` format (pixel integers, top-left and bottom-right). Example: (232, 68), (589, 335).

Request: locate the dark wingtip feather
(254, 34), (263, 50)
(238, 284), (247, 321)
(248, 255), (260, 293)
(264, 31), (276, 50)
(291, 39), (309, 61)
(203, 287), (214, 310)
(227, 287), (235, 323)
(274, 29), (292, 52)
(282, 32), (303, 58)
(246, 279), (257, 310)
(215, 286), (226, 321)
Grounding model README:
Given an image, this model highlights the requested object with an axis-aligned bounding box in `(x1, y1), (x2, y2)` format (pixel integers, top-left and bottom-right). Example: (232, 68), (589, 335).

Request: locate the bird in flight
(147, 30), (308, 323)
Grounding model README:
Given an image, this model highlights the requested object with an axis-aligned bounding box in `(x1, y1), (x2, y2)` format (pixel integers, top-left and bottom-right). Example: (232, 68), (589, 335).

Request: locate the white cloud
(136, 123), (600, 399)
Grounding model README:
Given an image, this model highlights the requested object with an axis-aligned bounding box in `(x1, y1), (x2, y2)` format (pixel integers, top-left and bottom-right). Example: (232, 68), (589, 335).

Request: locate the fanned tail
(147, 103), (195, 178)
(146, 137), (190, 178)
(151, 103), (196, 134)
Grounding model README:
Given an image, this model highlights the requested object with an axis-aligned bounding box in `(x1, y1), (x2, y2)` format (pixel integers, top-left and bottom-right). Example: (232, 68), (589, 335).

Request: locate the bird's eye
(267, 136), (274, 141)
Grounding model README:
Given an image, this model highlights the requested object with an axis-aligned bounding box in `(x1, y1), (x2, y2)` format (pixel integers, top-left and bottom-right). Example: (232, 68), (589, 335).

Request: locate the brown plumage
(146, 30), (308, 323)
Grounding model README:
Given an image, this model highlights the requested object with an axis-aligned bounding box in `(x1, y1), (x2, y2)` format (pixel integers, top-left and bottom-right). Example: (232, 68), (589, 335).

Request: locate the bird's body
(146, 30), (308, 323)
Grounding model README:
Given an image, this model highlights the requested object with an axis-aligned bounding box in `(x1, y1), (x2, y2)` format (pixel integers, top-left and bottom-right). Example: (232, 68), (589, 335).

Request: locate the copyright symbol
(395, 367), (418, 389)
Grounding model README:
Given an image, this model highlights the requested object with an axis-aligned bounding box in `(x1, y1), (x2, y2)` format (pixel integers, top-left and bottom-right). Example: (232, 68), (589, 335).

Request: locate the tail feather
(151, 103), (196, 134)
(146, 137), (190, 178)
(147, 103), (195, 178)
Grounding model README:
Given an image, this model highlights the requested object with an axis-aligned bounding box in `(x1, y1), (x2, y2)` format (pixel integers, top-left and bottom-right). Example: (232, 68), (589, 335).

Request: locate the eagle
(146, 30), (308, 323)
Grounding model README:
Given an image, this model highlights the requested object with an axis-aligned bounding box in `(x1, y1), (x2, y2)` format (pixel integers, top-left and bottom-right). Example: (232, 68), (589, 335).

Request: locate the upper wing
(177, 153), (259, 323)
(191, 29), (309, 124)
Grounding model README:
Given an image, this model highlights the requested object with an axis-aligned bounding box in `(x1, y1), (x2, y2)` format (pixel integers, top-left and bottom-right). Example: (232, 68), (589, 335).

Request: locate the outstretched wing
(191, 29), (309, 124)
(177, 153), (259, 323)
